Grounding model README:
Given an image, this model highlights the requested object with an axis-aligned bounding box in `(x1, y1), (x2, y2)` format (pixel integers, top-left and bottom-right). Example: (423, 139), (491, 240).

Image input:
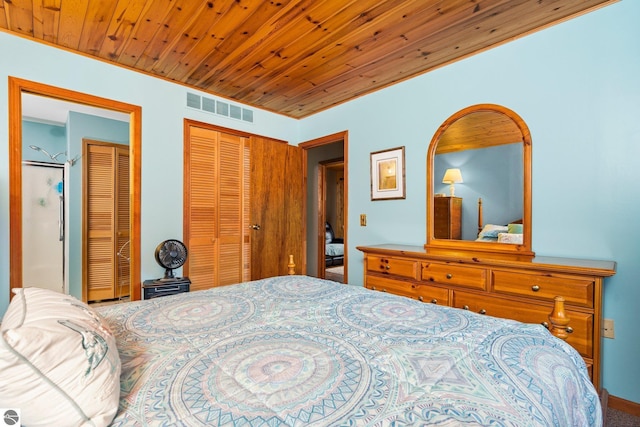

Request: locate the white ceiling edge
(22, 93), (130, 125)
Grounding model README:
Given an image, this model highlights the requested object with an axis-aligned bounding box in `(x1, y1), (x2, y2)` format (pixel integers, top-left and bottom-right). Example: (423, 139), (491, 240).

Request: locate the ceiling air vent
(186, 92), (254, 124)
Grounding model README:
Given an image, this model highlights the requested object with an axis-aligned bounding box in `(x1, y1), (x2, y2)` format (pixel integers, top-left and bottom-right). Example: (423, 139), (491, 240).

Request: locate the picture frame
(370, 146), (406, 200)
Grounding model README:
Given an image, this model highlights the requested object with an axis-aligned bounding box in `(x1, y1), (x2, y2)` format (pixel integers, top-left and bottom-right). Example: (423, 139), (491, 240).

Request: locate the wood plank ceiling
(0, 0), (615, 119)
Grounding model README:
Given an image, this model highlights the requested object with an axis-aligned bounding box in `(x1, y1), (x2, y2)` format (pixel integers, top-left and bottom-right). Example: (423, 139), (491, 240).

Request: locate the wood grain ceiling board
(0, 0), (616, 118)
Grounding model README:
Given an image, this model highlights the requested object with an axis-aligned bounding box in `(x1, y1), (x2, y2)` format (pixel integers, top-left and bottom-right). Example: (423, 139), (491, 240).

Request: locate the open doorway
(321, 159), (344, 282)
(299, 131), (348, 283)
(8, 77), (141, 302)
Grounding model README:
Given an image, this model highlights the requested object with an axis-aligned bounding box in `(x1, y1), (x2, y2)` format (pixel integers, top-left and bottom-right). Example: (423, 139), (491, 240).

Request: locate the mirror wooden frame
(425, 104), (534, 259)
(8, 77), (142, 301)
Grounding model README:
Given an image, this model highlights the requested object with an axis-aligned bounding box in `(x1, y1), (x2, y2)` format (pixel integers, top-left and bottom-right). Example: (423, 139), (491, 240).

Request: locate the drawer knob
(463, 305), (469, 310)
(566, 326), (574, 334)
(446, 273), (453, 279)
(541, 321), (549, 329)
(381, 288), (387, 292)
(418, 296), (424, 302)
(479, 309), (486, 315)
(385, 265), (391, 270)
(431, 299), (438, 304)
(531, 285), (540, 292)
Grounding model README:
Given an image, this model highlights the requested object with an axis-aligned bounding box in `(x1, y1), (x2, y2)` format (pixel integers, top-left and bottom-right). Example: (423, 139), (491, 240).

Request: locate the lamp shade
(442, 168), (463, 184)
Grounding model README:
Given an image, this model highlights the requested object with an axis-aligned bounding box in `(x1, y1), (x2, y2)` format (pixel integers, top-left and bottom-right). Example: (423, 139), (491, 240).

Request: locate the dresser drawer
(366, 276), (450, 305)
(413, 283), (450, 305)
(366, 256), (418, 279)
(421, 262), (487, 290)
(452, 291), (593, 358)
(492, 270), (594, 308)
(366, 275), (415, 298)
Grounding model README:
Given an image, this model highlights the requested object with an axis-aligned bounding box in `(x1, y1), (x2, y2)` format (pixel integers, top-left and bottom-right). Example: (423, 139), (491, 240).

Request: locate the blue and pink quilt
(98, 275), (601, 426)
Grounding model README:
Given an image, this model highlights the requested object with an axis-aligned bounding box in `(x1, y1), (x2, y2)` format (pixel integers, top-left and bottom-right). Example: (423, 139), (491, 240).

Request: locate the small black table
(142, 277), (190, 299)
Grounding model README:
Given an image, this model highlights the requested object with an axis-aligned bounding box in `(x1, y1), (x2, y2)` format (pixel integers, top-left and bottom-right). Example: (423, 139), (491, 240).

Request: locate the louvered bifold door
(217, 132), (247, 286)
(86, 144), (116, 301)
(185, 126), (249, 291)
(115, 146), (130, 297)
(185, 126), (219, 291)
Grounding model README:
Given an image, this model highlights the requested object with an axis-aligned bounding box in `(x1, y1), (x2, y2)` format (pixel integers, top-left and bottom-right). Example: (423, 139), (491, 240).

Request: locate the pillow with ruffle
(0, 287), (121, 427)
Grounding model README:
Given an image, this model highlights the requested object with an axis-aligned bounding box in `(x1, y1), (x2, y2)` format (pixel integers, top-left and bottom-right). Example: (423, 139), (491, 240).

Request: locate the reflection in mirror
(426, 104), (533, 258)
(9, 77), (142, 302)
(434, 138), (523, 241)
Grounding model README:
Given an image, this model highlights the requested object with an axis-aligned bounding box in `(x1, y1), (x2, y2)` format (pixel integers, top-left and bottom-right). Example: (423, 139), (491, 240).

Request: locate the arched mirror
(426, 104), (533, 259)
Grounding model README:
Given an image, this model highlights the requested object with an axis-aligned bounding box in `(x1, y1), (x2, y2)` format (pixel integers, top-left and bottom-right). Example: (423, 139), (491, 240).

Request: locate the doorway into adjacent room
(299, 131), (348, 284)
(320, 159), (345, 283)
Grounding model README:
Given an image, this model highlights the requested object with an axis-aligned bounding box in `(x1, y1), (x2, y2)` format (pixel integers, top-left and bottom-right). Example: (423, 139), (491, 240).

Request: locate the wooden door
(84, 141), (129, 301)
(115, 145), (130, 297)
(250, 136), (305, 278)
(184, 125), (250, 291)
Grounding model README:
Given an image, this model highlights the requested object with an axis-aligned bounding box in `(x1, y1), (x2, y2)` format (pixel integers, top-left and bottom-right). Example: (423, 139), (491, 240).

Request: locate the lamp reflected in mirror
(442, 168), (463, 196)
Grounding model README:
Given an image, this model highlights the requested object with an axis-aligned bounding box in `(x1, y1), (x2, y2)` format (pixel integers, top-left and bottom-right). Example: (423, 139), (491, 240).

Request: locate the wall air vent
(230, 105), (242, 120)
(186, 93), (201, 109)
(202, 97), (216, 113)
(216, 101), (229, 116)
(186, 92), (254, 123)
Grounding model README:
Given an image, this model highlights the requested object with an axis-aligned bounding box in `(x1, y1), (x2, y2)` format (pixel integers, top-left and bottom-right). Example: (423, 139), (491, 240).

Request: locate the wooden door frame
(8, 77), (142, 301)
(299, 131), (348, 283)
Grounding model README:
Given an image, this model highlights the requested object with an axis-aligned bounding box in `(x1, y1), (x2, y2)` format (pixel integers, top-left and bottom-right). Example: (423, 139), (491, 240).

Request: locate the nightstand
(142, 277), (191, 299)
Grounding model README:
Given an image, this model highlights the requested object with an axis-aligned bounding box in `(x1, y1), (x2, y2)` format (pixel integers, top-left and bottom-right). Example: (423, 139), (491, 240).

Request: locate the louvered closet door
(85, 142), (129, 301)
(115, 146), (130, 297)
(184, 125), (249, 291)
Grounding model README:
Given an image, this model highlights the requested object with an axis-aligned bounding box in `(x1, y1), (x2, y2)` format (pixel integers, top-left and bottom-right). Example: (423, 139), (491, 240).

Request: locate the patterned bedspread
(97, 275), (601, 426)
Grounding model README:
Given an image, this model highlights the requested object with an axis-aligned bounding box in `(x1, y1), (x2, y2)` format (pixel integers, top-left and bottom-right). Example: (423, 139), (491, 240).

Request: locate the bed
(475, 198), (524, 244)
(325, 221), (344, 266)
(1, 275), (601, 426)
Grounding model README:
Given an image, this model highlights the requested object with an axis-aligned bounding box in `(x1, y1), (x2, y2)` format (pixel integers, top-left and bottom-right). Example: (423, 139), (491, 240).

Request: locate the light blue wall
(0, 30), (300, 312)
(22, 121), (66, 163)
(299, 1), (640, 403)
(1, 0), (638, 404)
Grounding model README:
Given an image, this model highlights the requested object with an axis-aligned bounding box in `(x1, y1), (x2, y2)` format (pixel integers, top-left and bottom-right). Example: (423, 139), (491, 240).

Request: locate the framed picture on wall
(370, 146), (405, 200)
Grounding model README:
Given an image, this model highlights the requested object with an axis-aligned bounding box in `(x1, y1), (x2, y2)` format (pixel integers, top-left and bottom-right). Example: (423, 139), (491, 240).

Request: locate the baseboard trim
(608, 393), (640, 417)
(600, 389), (609, 422)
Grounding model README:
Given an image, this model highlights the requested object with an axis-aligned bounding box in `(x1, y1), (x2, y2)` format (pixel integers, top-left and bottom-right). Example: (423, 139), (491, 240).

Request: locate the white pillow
(478, 224), (509, 238)
(0, 287), (121, 427)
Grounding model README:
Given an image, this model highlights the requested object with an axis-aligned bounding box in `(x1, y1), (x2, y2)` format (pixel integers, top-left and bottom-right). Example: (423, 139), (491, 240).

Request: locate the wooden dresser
(433, 196), (462, 239)
(357, 244), (616, 390)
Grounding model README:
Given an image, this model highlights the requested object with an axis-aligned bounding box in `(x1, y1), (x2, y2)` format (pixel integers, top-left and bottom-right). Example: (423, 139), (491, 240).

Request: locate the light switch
(360, 214), (367, 226)
(603, 319), (615, 339)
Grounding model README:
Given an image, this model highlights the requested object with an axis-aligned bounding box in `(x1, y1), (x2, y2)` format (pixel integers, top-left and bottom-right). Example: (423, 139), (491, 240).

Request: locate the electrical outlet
(603, 318), (615, 339)
(360, 214), (367, 226)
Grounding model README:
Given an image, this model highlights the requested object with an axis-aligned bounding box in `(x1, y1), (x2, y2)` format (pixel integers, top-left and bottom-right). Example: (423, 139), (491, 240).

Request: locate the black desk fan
(142, 240), (191, 299)
(155, 239), (188, 280)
